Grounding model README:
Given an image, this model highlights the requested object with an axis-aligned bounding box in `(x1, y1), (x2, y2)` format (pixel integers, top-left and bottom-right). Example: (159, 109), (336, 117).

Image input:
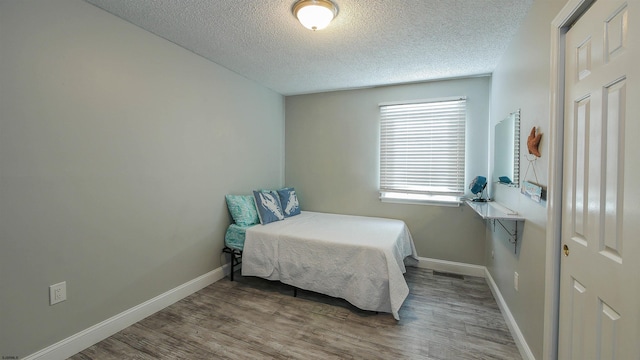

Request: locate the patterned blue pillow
(253, 190), (285, 225)
(277, 188), (301, 217)
(225, 195), (259, 226)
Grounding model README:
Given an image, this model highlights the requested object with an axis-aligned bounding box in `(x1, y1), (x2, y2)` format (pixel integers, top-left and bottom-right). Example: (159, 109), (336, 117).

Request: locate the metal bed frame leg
(230, 253), (235, 281)
(222, 246), (242, 282)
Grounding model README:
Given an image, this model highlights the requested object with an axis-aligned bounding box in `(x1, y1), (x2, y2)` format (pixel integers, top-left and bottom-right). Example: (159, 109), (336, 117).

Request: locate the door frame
(544, 0), (596, 359)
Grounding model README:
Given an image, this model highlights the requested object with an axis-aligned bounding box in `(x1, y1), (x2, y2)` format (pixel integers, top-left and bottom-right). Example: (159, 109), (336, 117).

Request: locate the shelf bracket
(492, 219), (519, 253)
(465, 200), (524, 255)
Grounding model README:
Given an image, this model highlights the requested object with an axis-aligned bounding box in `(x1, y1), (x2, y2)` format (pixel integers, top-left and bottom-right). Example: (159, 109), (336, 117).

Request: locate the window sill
(379, 192), (462, 207)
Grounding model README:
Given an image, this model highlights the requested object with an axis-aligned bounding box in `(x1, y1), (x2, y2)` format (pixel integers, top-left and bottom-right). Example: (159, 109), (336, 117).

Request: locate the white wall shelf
(466, 200), (525, 253)
(465, 200), (524, 221)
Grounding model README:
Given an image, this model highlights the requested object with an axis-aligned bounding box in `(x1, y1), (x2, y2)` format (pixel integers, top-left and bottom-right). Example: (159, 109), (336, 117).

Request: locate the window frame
(379, 96), (467, 206)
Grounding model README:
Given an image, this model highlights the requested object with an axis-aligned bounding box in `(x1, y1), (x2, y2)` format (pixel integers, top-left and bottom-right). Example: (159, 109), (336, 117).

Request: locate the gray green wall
(285, 77), (491, 264)
(0, 0), (571, 357)
(487, 1), (567, 359)
(0, 0), (284, 357)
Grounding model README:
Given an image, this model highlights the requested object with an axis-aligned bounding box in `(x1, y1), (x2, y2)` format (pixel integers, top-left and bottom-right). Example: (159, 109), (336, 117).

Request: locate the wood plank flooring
(69, 267), (522, 359)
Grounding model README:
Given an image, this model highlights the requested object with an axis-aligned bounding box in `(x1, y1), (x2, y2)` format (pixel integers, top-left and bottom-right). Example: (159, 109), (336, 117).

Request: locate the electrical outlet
(49, 281), (67, 305)
(491, 250), (494, 259)
(514, 272), (519, 292)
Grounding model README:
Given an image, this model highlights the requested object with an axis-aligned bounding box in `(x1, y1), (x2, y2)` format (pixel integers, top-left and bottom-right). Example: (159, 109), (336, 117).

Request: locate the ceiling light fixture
(293, 0), (338, 31)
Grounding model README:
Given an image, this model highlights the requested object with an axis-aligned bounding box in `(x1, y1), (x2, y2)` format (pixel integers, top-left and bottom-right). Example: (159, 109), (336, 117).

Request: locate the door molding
(545, 1), (595, 359)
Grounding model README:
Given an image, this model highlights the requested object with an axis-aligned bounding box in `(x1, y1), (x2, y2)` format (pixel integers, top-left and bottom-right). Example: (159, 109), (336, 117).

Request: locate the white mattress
(241, 211), (418, 320)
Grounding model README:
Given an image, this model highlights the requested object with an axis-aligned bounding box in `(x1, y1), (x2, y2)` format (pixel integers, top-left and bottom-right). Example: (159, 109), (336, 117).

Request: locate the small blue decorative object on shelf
(469, 176), (488, 202)
(499, 176), (512, 184)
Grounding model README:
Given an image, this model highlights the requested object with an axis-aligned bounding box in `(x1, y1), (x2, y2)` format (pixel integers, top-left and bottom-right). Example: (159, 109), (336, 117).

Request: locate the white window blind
(380, 98), (466, 202)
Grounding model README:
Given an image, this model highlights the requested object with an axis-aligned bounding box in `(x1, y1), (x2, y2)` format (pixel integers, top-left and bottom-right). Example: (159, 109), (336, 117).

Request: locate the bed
(224, 209), (417, 320)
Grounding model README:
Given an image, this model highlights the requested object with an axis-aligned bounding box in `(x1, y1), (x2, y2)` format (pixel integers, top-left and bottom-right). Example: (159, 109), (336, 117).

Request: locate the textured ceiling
(84, 0), (534, 96)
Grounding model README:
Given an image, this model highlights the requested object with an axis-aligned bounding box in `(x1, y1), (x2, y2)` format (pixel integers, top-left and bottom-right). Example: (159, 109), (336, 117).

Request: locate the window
(379, 97), (467, 205)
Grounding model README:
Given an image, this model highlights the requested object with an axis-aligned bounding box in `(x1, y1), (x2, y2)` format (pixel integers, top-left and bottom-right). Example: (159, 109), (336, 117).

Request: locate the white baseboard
(24, 265), (228, 360)
(484, 268), (535, 360)
(417, 256), (486, 277)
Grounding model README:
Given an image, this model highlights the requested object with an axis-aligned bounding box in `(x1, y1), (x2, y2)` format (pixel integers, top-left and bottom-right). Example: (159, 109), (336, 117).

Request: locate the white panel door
(559, 0), (640, 359)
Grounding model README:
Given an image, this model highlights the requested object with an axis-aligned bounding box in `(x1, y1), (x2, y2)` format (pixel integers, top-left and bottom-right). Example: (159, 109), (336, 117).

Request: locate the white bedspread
(242, 211), (418, 320)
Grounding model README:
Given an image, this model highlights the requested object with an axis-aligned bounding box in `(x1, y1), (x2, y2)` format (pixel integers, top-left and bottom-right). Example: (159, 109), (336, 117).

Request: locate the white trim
(23, 265), (228, 360)
(378, 96), (466, 107)
(380, 193), (462, 207)
(485, 268), (535, 360)
(417, 256), (486, 277)
(544, 1), (594, 359)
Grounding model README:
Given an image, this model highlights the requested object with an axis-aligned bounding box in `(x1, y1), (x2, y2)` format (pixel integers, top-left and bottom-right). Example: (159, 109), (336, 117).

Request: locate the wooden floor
(69, 267), (522, 359)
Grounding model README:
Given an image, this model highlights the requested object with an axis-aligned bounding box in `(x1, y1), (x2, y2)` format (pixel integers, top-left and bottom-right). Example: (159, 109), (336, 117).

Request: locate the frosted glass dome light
(293, 0), (338, 31)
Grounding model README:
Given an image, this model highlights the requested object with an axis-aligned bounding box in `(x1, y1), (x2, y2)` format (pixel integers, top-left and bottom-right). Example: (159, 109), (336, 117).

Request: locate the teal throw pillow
(225, 195), (259, 226)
